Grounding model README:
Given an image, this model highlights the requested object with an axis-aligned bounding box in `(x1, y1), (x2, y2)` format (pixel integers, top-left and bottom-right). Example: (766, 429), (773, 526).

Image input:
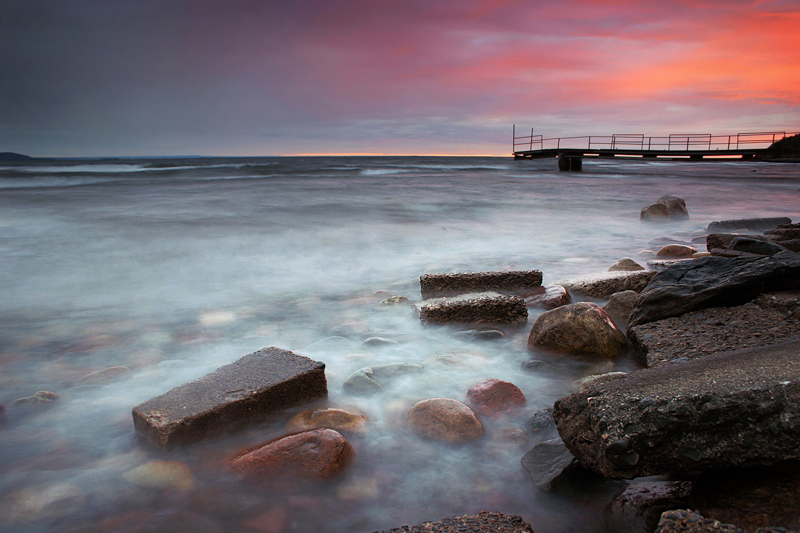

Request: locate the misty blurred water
(0, 156), (798, 532)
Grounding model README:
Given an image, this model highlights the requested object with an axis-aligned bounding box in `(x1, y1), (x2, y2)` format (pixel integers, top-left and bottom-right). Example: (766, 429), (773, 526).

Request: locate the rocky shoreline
(3, 197), (799, 533)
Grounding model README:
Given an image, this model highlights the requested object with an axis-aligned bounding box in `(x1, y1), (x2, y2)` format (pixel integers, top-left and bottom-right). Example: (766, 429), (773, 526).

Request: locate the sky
(1, 0), (799, 157)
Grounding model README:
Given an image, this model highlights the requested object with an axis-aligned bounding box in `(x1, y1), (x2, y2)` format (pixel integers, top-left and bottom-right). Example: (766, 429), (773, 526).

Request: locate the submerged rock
(521, 437), (582, 491)
(628, 251), (800, 328)
(286, 408), (368, 434)
(405, 398), (484, 443)
(229, 428), (355, 480)
(9, 391), (59, 409)
(123, 460), (195, 492)
(528, 302), (628, 358)
(79, 366), (132, 386)
(523, 284), (572, 309)
(343, 363), (424, 395)
(0, 483), (86, 525)
(466, 379), (525, 417)
(603, 290), (639, 327)
(553, 341), (800, 479)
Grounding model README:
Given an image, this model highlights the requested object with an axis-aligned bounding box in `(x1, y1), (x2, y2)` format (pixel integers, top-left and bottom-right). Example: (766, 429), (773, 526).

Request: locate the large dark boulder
(553, 341), (800, 479)
(628, 251), (800, 328)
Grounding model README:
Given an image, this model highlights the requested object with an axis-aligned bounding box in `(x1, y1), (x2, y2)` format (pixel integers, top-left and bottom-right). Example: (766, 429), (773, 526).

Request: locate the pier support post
(558, 155), (582, 172)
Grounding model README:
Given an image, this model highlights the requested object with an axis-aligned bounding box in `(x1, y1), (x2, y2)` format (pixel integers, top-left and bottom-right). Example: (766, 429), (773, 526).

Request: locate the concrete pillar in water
(558, 155), (582, 171)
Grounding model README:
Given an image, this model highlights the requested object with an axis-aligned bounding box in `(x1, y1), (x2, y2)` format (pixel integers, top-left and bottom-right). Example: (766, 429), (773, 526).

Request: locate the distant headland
(0, 152), (33, 161)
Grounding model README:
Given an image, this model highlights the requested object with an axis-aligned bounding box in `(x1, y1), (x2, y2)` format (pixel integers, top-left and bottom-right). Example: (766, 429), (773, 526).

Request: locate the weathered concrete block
(553, 341), (800, 479)
(414, 292), (528, 326)
(559, 270), (656, 298)
(419, 270), (542, 299)
(132, 347), (327, 448)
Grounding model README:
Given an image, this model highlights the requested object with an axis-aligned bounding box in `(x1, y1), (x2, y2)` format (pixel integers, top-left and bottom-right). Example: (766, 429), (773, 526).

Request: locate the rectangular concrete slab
(414, 292), (528, 326)
(132, 347), (327, 448)
(420, 270), (542, 299)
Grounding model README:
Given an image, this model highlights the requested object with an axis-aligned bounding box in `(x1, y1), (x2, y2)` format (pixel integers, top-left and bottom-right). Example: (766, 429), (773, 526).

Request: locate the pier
(512, 127), (798, 170)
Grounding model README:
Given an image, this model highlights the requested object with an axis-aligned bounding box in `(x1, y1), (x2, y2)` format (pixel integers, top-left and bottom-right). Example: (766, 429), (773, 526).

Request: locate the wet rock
(123, 460), (195, 491)
(230, 428), (355, 480)
(286, 408), (368, 434)
(560, 270), (657, 298)
(728, 237), (788, 256)
(609, 258), (646, 272)
(419, 270), (543, 299)
(520, 437), (592, 492)
(689, 463), (800, 532)
(654, 509), (746, 533)
(603, 290), (639, 327)
(495, 428), (531, 446)
(466, 379), (526, 417)
(78, 365), (132, 386)
(132, 347), (327, 448)
(765, 223), (800, 252)
(452, 328), (505, 341)
(628, 301), (799, 367)
(524, 407), (558, 443)
(336, 475), (380, 501)
(523, 284), (572, 309)
(360, 336), (399, 347)
(553, 341), (800, 479)
(641, 203), (671, 221)
(604, 481), (692, 533)
(9, 390), (59, 409)
(656, 244), (697, 257)
(0, 482), (85, 525)
(405, 398), (484, 443)
(628, 251), (800, 327)
(528, 302), (628, 358)
(342, 363), (424, 395)
(706, 233), (767, 252)
(373, 511), (535, 533)
(141, 509), (224, 533)
(414, 292), (528, 326)
(380, 295), (410, 306)
(707, 217), (792, 232)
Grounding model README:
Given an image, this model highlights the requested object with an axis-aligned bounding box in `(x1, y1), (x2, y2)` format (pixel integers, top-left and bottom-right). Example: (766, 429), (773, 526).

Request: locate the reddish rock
(406, 398), (484, 443)
(528, 302), (628, 358)
(286, 408), (368, 434)
(466, 379), (526, 417)
(641, 203), (670, 221)
(656, 244), (697, 257)
(79, 366), (132, 385)
(229, 428), (355, 480)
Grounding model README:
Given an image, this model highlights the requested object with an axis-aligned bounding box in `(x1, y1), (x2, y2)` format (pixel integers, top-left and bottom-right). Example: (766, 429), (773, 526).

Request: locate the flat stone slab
(553, 341), (800, 478)
(628, 300), (799, 367)
(132, 347), (327, 448)
(420, 270), (542, 299)
(707, 217), (791, 232)
(559, 270), (656, 298)
(373, 511), (534, 533)
(414, 292), (528, 326)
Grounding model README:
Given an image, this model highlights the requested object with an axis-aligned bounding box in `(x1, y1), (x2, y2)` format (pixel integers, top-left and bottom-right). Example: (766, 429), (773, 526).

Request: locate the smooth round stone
(466, 379), (526, 417)
(123, 460), (195, 492)
(286, 408), (368, 434)
(379, 295), (410, 306)
(656, 244), (697, 257)
(0, 483), (85, 524)
(406, 398), (484, 444)
(528, 302), (628, 358)
(230, 428), (355, 480)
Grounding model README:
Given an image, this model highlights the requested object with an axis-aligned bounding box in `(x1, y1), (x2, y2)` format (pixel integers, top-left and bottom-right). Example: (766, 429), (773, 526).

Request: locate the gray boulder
(628, 251), (800, 328)
(553, 341), (800, 479)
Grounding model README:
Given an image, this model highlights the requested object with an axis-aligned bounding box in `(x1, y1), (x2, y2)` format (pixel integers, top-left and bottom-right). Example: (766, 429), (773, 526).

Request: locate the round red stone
(466, 379), (526, 416)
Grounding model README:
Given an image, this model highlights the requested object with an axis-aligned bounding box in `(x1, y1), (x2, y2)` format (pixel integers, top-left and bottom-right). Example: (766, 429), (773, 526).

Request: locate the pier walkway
(512, 128), (798, 170)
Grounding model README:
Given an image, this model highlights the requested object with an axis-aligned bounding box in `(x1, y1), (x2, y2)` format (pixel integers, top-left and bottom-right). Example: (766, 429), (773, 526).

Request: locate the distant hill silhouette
(766, 134), (800, 160)
(0, 152), (32, 161)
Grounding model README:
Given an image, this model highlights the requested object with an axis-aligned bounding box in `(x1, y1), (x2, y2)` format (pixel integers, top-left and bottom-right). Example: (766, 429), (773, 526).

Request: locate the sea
(1, 155), (798, 532)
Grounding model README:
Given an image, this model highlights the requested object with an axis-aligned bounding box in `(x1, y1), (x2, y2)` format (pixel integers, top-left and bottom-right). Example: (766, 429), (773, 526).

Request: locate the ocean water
(0, 156), (798, 532)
